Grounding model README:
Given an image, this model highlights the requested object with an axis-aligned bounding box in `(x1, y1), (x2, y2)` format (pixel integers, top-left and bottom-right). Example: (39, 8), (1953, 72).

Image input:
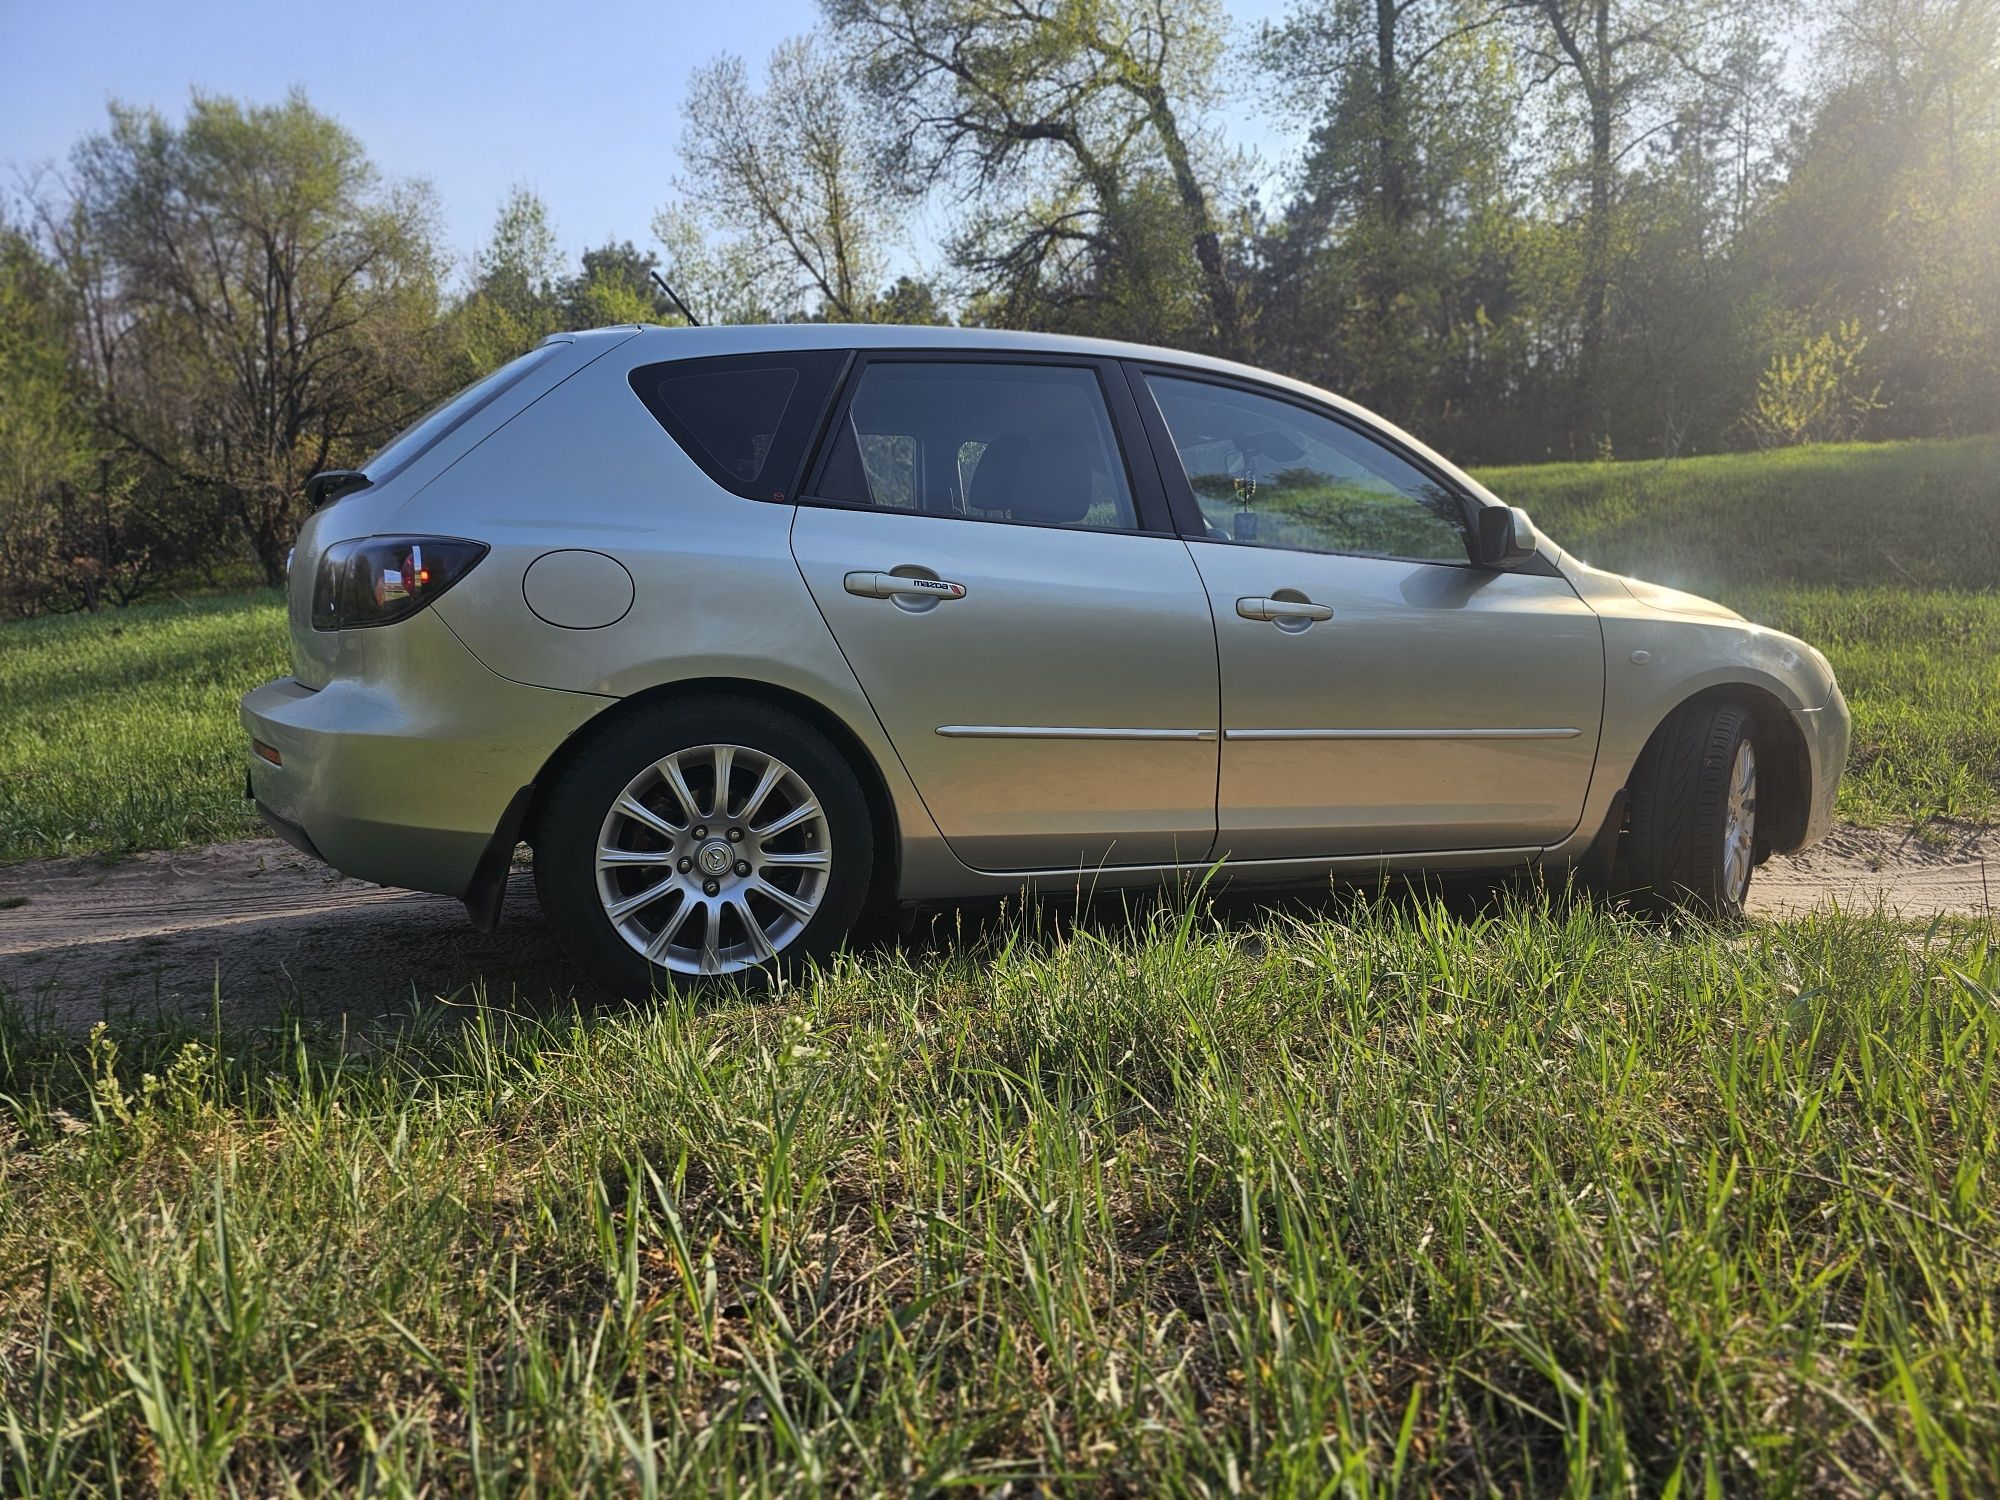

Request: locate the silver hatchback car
(243, 325), (1849, 993)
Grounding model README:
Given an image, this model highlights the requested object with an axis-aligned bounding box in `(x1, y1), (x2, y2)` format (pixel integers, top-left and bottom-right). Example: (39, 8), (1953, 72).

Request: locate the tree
(676, 35), (891, 321)
(476, 187), (563, 325)
(828, 0), (1245, 350)
(1594, 22), (1785, 454)
(1755, 0), (2000, 440)
(873, 273), (950, 324)
(51, 92), (445, 583)
(0, 216), (92, 612)
(1503, 0), (1762, 447)
(560, 240), (681, 328)
(1258, 0), (1520, 428)
(651, 204), (797, 325)
(453, 188), (567, 375)
(1744, 318), (1885, 447)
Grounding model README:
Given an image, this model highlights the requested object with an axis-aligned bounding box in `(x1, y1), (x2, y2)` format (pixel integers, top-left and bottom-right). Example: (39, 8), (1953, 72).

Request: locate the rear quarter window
(630, 351), (848, 502)
(364, 343), (563, 485)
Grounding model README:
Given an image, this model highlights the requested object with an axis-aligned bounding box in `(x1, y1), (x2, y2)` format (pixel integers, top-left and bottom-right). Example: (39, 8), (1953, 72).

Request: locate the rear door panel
(789, 353), (1219, 873)
(792, 507), (1220, 873)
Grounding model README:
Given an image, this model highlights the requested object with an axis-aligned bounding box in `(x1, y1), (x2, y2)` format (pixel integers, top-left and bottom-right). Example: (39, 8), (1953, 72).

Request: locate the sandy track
(0, 843), (588, 1033)
(1747, 822), (2000, 919)
(2, 826), (1993, 1035)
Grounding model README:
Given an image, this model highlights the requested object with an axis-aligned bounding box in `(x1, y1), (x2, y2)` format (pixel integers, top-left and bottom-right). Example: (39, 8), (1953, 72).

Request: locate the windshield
(362, 343), (564, 483)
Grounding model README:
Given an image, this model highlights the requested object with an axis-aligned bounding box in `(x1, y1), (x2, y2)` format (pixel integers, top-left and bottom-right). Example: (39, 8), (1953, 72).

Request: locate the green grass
(0, 591), (287, 862)
(1735, 590), (2000, 827)
(2, 898), (1996, 1493)
(1470, 434), (2000, 594)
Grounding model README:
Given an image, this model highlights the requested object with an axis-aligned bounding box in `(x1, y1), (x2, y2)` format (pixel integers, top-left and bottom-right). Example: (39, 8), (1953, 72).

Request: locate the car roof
(570, 322), (1505, 511)
(610, 321), (1265, 376)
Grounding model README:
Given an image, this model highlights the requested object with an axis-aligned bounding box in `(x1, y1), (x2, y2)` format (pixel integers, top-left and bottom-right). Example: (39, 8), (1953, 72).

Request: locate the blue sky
(1, 0), (1296, 283)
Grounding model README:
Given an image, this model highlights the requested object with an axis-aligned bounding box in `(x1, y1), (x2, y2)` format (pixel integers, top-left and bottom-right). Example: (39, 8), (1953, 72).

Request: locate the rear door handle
(1237, 595), (1333, 623)
(844, 571), (968, 601)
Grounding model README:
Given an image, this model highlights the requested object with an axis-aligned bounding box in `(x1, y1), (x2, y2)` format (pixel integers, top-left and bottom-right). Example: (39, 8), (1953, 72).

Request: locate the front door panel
(792, 507), (1220, 871)
(1191, 543), (1604, 856)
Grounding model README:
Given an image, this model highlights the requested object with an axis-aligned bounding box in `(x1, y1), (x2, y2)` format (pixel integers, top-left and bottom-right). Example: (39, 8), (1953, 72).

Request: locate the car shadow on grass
(0, 856), (1544, 1096)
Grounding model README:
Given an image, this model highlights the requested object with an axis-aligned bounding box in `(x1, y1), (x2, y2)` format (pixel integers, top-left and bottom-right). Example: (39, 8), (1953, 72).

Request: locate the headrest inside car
(967, 431), (1096, 524)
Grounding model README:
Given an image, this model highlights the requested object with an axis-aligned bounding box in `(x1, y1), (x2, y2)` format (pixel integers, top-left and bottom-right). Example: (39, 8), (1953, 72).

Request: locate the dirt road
(2, 825), (1993, 1035)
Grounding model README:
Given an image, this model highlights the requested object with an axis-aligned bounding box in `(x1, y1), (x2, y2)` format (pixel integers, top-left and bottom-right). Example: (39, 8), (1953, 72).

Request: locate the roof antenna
(649, 271), (701, 327)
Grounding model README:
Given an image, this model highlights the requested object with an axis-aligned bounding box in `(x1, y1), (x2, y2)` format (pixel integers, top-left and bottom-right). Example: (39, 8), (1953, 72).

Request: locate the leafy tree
(0, 217), (95, 612)
(1745, 318), (1885, 447)
(1257, 0), (1521, 429)
(873, 274), (951, 324)
(476, 187), (563, 324)
(453, 187), (567, 375)
(49, 92), (445, 583)
(651, 204), (798, 325)
(1503, 0), (1767, 447)
(1754, 0), (2000, 441)
(828, 0), (1245, 350)
(560, 240), (679, 328)
(676, 35), (891, 321)
(1595, 22), (1784, 453)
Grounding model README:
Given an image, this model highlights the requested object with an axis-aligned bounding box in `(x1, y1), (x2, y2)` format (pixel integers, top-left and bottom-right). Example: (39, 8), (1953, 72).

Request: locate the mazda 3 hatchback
(242, 325), (1849, 994)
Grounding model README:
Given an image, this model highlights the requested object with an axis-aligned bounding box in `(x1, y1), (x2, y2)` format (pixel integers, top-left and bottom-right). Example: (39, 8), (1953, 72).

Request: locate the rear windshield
(362, 343), (563, 483)
(630, 351), (847, 502)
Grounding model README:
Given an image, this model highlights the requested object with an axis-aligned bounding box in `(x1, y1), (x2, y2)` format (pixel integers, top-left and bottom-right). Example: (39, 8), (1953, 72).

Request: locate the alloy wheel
(1722, 738), (1757, 904)
(594, 743), (832, 976)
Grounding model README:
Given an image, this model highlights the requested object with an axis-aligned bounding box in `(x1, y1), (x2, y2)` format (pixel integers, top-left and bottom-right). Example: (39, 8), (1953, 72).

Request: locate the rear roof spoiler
(305, 470), (372, 509)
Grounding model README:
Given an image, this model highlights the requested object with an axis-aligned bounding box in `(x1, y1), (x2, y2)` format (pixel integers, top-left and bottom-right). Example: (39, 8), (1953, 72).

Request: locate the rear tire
(534, 697), (873, 996)
(1620, 700), (1759, 918)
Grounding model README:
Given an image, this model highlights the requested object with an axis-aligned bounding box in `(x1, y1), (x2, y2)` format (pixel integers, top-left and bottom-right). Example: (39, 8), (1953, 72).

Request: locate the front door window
(1145, 374), (1469, 562)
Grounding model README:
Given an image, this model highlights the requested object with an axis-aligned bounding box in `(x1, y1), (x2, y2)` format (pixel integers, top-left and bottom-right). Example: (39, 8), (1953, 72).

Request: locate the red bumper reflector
(252, 739), (282, 766)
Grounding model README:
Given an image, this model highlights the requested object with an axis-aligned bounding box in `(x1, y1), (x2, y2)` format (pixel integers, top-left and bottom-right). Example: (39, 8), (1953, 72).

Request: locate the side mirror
(1475, 505), (1538, 569)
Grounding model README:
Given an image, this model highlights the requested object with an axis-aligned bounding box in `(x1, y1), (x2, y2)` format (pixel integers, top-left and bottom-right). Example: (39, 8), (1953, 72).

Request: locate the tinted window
(631, 350), (847, 501)
(364, 343), (559, 483)
(814, 362), (1138, 531)
(1146, 375), (1468, 562)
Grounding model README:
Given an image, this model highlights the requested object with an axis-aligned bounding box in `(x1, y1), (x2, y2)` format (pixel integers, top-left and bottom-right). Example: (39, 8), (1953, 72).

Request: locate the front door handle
(844, 571), (968, 602)
(1237, 595), (1333, 623)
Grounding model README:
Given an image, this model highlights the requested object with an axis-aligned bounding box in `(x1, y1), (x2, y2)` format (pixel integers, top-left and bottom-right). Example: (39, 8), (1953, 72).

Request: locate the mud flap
(462, 785), (535, 932)
(1575, 789), (1629, 892)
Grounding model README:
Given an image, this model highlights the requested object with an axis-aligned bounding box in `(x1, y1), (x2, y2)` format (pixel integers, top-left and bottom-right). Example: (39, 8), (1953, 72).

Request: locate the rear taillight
(311, 536), (488, 631)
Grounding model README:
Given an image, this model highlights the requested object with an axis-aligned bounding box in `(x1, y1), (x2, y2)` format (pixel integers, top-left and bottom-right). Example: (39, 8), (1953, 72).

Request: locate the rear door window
(630, 350), (848, 502)
(810, 361), (1139, 531)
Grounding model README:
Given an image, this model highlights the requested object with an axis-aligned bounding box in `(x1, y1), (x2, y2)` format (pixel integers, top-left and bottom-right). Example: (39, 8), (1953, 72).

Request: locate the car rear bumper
(239, 612), (611, 898)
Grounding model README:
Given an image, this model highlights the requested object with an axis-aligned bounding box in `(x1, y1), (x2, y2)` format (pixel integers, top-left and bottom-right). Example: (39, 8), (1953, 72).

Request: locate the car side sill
(970, 844), (1547, 885)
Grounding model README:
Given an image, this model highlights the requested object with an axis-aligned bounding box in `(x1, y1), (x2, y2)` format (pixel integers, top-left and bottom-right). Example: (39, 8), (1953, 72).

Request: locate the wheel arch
(522, 676), (903, 908)
(1629, 683), (1812, 856)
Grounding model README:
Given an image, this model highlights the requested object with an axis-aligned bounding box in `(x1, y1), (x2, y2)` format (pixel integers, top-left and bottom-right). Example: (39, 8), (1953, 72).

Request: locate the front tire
(534, 697), (873, 996)
(1621, 700), (1759, 918)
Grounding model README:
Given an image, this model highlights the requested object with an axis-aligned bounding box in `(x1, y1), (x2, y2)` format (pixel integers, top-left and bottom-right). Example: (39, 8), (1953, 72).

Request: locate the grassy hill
(1473, 434), (2000, 594)
(0, 591), (286, 861)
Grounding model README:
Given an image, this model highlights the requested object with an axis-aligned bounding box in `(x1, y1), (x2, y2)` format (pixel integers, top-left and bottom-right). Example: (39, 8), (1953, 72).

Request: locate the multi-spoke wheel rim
(594, 744), (831, 977)
(1723, 739), (1757, 904)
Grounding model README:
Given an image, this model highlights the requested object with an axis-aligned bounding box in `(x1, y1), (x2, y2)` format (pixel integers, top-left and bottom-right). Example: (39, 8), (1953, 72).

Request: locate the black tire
(1620, 699), (1759, 918)
(534, 697), (874, 996)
